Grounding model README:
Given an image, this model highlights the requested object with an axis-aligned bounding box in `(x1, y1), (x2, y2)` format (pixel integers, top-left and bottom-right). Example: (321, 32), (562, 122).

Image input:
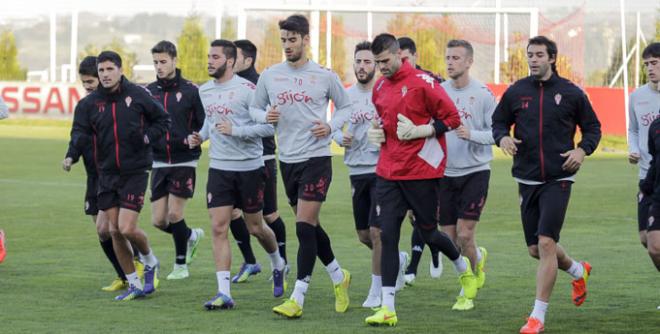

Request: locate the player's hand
(629, 152), (641, 164)
(266, 105), (280, 124)
(341, 131), (353, 147)
(455, 125), (470, 140)
(311, 120), (331, 138)
(367, 120), (385, 146)
(216, 118), (232, 135)
(62, 157), (73, 172)
(187, 131), (201, 148)
(499, 136), (521, 156)
(396, 113), (434, 140)
(560, 147), (586, 173)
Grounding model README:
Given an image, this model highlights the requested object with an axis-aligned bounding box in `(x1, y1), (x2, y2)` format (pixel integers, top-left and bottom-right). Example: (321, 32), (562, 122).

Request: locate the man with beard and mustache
(331, 41), (390, 308)
(439, 39), (496, 311)
(70, 51), (170, 301)
(188, 39), (286, 310)
(226, 39), (290, 284)
(250, 14), (353, 319)
(146, 40), (205, 281)
(492, 36), (601, 334)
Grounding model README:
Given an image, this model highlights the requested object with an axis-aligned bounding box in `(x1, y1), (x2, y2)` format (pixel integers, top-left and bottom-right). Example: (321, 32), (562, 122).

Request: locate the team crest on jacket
(176, 92), (182, 102)
(649, 215), (655, 227)
(554, 93), (562, 105)
(401, 86), (408, 97)
(125, 96), (132, 107)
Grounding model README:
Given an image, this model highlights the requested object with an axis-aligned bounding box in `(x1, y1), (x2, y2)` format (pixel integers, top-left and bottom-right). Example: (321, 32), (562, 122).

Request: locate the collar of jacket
(388, 59), (414, 83)
(532, 72), (560, 87)
(237, 67), (258, 80)
(156, 68), (182, 90)
(99, 75), (130, 100)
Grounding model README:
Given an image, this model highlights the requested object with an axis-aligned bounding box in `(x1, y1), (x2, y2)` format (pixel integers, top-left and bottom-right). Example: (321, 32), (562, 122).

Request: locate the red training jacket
(372, 60), (460, 180)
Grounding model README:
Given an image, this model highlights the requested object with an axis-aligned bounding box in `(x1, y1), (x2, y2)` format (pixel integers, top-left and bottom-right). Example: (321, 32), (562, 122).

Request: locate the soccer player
(146, 41), (205, 280)
(438, 39), (495, 311)
(398, 36), (443, 284)
(227, 39), (289, 283)
(70, 51), (170, 301)
(492, 36), (601, 333)
(62, 56), (137, 292)
(364, 33), (475, 326)
(628, 42), (660, 254)
(188, 39), (286, 310)
(250, 14), (352, 319)
(332, 41), (396, 308)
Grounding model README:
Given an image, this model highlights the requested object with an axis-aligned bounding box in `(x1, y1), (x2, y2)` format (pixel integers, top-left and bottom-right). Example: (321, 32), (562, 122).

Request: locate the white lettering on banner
(0, 82), (87, 118)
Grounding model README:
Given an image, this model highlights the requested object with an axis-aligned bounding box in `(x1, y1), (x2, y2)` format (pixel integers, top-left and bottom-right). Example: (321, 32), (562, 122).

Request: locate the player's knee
(167, 211), (183, 224)
(118, 223), (136, 237)
(456, 230), (474, 248)
(369, 228), (381, 245)
(211, 221), (229, 238)
(537, 237), (556, 253)
(245, 221), (263, 236)
(648, 242), (660, 259)
(527, 245), (540, 259)
(231, 209), (243, 220)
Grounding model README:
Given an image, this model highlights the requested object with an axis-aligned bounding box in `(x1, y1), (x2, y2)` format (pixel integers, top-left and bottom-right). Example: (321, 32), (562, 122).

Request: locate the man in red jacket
(364, 33), (477, 327)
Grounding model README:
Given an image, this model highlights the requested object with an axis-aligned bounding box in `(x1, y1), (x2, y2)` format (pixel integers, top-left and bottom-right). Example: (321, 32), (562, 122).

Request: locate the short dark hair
(642, 42), (660, 59)
(151, 40), (177, 58)
(97, 50), (122, 68)
(397, 37), (416, 54)
(371, 33), (399, 55)
(210, 39), (237, 61)
(79, 56), (98, 77)
(234, 39), (257, 64)
(354, 41), (372, 56)
(447, 39), (474, 58)
(278, 14), (310, 37)
(527, 36), (558, 73)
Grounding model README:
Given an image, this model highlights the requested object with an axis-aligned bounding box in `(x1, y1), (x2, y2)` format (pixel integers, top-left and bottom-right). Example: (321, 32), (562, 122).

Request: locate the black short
(280, 156), (332, 206)
(206, 168), (265, 213)
(150, 166), (196, 201)
(519, 180), (572, 246)
(438, 170), (490, 225)
(350, 173), (379, 230)
(97, 172), (149, 213)
(84, 174), (99, 216)
(375, 177), (440, 231)
(263, 159), (278, 216)
(647, 202), (660, 232)
(637, 180), (652, 231)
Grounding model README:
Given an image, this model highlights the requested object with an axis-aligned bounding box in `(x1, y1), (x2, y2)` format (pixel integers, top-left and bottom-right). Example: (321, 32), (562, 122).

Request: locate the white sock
(325, 259), (344, 285)
(188, 229), (197, 242)
(291, 280), (309, 307)
(368, 274), (382, 297)
(459, 288), (465, 297)
(268, 250), (285, 271)
(566, 260), (584, 280)
(141, 249), (158, 268)
(530, 299), (548, 323)
(452, 256), (468, 274)
(381, 287), (396, 312)
(126, 272), (143, 290)
(173, 263), (187, 270)
(216, 271), (231, 298)
(476, 247), (483, 263)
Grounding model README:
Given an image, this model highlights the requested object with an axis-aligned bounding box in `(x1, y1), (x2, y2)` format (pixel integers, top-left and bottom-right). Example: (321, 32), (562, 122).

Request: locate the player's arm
(425, 83), (461, 136)
(641, 123), (657, 195)
(249, 76), (270, 124)
(142, 94), (171, 144)
(574, 91), (602, 156)
(627, 96), (641, 164)
(491, 89), (521, 155)
(463, 91), (496, 145)
(64, 101), (92, 171)
(327, 73), (352, 133)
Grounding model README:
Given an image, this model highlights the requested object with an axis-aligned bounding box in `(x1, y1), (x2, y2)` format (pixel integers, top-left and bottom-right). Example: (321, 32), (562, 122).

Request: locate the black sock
(160, 223), (174, 234)
(100, 238), (126, 280)
(380, 218), (403, 287)
(171, 219), (191, 265)
(230, 217), (256, 264)
(269, 217), (287, 263)
(430, 246), (440, 267)
(296, 222), (317, 281)
(406, 228), (425, 275)
(418, 228), (460, 261)
(315, 225), (335, 266)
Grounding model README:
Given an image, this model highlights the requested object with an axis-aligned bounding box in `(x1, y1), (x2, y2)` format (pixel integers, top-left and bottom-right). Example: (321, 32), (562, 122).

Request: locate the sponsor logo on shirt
(641, 112), (660, 126)
(276, 90), (314, 106)
(205, 103), (234, 117)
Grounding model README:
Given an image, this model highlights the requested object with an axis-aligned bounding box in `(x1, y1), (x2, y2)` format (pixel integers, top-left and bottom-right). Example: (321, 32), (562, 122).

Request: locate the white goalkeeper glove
(396, 113), (434, 140)
(367, 120), (385, 146)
